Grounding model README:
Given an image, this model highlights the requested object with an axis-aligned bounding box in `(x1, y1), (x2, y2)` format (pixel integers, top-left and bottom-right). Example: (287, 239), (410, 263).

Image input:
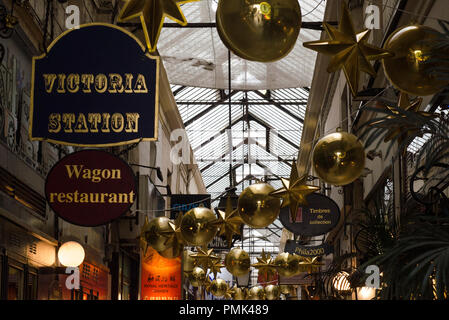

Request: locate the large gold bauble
(216, 0), (302, 62)
(210, 279), (229, 297)
(238, 183), (281, 228)
(180, 207), (218, 246)
(264, 285), (280, 300)
(274, 252), (300, 277)
(280, 284), (295, 295)
(383, 25), (449, 96)
(157, 242), (183, 259)
(231, 287), (246, 300)
(145, 217), (172, 252)
(225, 248), (251, 277)
(248, 286), (265, 300)
(188, 267), (206, 287)
(312, 132), (365, 186)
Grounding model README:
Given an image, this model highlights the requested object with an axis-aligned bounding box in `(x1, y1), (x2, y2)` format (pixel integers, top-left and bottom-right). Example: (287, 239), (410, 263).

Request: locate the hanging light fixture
(58, 241), (85, 267)
(332, 271), (351, 293)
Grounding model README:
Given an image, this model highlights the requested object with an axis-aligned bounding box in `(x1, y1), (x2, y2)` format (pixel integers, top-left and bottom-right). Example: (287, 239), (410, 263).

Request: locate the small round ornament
(248, 286), (265, 300)
(273, 252), (300, 277)
(264, 284), (280, 300)
(188, 267), (206, 287)
(180, 207), (218, 246)
(312, 131), (365, 186)
(382, 25), (449, 96)
(225, 248), (251, 277)
(238, 182), (281, 228)
(209, 279), (229, 297)
(279, 284), (295, 295)
(144, 217), (172, 252)
(231, 286), (246, 300)
(216, 0), (302, 62)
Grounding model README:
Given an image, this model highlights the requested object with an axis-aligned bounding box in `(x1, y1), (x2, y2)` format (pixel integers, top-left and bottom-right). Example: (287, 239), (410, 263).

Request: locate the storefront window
(7, 266), (23, 300)
(26, 271), (38, 300)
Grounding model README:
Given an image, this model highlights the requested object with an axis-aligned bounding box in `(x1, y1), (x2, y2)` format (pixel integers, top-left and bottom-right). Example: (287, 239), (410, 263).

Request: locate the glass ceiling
(173, 84), (309, 284)
(158, 0), (326, 90)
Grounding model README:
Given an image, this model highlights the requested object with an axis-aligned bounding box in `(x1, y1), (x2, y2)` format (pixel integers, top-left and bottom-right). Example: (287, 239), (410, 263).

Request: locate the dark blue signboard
(30, 23), (159, 147)
(170, 194), (211, 219)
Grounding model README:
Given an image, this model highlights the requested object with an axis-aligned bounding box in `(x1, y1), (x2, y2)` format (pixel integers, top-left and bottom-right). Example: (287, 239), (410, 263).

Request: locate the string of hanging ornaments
(130, 0), (449, 300)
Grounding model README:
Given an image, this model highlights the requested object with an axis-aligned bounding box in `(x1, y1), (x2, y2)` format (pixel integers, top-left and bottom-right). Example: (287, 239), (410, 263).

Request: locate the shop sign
(30, 23), (159, 147)
(45, 150), (136, 226)
(170, 194), (210, 219)
(284, 240), (334, 257)
(141, 247), (182, 300)
(279, 193), (341, 236)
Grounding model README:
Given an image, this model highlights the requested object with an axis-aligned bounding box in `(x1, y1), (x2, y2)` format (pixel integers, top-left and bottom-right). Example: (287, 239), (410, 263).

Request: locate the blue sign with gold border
(30, 23), (160, 147)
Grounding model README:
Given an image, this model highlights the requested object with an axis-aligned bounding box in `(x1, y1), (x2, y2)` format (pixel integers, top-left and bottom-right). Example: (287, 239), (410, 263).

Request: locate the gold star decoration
(370, 92), (436, 143)
(160, 211), (185, 247)
(209, 260), (225, 279)
(204, 276), (212, 293)
(139, 215), (151, 256)
(211, 196), (244, 248)
(117, 0), (198, 52)
(190, 247), (220, 270)
(251, 249), (278, 279)
(270, 160), (320, 222)
(303, 2), (393, 96)
(298, 256), (325, 274)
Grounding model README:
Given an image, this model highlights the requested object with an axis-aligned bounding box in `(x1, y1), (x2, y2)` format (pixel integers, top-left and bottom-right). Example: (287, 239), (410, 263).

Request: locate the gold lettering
(111, 113), (124, 132)
(43, 74), (57, 93)
(108, 74), (124, 93)
(81, 74), (94, 93)
(57, 193), (66, 203)
(88, 113), (101, 132)
(108, 193), (118, 203)
(125, 113), (140, 133)
(67, 74), (80, 93)
(133, 74), (148, 93)
(95, 74), (108, 93)
(66, 165), (84, 179)
(62, 113), (75, 132)
(80, 193), (89, 203)
(74, 114), (88, 133)
(57, 74), (66, 93)
(124, 74), (134, 93)
(101, 113), (111, 132)
(48, 113), (61, 133)
(50, 193), (57, 203)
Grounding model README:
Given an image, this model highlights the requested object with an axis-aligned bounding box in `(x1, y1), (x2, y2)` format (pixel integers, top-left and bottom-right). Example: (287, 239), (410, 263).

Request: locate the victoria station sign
(30, 23), (159, 147)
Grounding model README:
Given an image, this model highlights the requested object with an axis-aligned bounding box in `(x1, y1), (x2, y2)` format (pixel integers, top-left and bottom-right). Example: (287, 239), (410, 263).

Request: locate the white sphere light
(332, 271), (351, 292)
(58, 241), (85, 267)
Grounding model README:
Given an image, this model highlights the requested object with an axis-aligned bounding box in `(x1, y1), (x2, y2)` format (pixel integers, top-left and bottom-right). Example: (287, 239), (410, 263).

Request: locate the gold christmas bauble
(157, 242), (183, 259)
(231, 286), (246, 300)
(312, 132), (365, 186)
(210, 279), (229, 297)
(225, 248), (251, 277)
(274, 252), (300, 277)
(216, 0), (301, 62)
(383, 25), (449, 96)
(248, 286), (265, 300)
(180, 207), (218, 246)
(238, 182), (281, 228)
(264, 285), (280, 300)
(145, 217), (172, 252)
(188, 267), (206, 287)
(280, 284), (295, 295)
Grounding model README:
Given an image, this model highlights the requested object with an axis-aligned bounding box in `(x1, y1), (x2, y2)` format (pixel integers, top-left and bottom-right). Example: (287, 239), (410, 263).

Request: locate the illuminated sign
(45, 150), (136, 226)
(284, 240), (333, 257)
(30, 23), (159, 147)
(141, 247), (182, 300)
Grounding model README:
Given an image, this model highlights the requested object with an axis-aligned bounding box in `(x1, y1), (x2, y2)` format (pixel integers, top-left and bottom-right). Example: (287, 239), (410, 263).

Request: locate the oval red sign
(45, 150), (136, 226)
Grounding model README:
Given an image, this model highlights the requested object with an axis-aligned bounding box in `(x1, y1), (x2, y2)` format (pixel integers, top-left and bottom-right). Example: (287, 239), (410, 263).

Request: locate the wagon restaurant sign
(30, 23), (159, 147)
(45, 150), (136, 226)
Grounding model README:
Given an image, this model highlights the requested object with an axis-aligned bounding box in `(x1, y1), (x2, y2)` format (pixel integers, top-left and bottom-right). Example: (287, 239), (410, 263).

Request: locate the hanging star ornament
(303, 2), (393, 96)
(190, 247), (220, 270)
(117, 0), (198, 52)
(298, 256), (325, 274)
(160, 211), (185, 247)
(209, 260), (225, 279)
(251, 249), (278, 279)
(211, 196), (244, 248)
(270, 160), (320, 222)
(370, 92), (436, 143)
